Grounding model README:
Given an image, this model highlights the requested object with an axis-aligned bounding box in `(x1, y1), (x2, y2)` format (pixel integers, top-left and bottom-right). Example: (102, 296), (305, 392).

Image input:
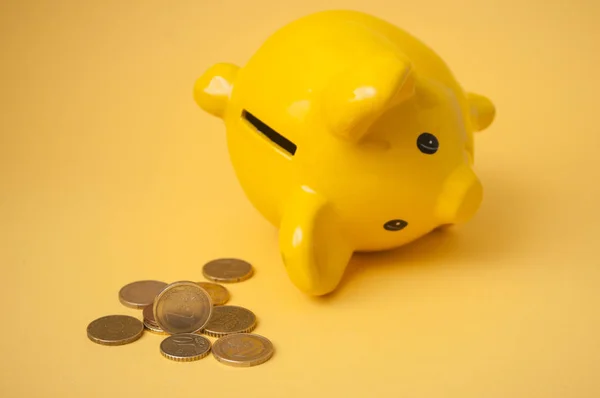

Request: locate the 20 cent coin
(202, 305), (257, 337)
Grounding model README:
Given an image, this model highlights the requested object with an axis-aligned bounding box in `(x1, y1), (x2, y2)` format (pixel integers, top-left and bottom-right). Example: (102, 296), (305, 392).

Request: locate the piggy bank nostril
(384, 219), (408, 231)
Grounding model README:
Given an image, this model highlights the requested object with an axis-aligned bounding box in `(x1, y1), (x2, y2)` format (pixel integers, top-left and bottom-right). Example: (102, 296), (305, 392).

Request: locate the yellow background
(1, 0), (599, 397)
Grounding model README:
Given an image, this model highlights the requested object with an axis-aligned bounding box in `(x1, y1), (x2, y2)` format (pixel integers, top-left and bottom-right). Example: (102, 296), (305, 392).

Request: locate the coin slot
(242, 110), (297, 156)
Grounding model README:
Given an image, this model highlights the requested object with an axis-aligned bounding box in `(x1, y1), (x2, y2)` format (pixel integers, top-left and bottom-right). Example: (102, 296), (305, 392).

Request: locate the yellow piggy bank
(193, 9), (495, 295)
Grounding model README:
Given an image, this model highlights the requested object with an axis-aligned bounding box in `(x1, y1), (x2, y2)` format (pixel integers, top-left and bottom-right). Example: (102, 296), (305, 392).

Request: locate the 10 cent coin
(160, 333), (212, 362)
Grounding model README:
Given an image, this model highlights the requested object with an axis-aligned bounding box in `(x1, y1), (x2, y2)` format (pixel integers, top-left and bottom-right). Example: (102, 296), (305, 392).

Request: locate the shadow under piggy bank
(317, 169), (532, 300)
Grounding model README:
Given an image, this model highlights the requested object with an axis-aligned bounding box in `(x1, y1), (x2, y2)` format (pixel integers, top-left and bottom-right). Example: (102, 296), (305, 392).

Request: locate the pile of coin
(86, 258), (274, 367)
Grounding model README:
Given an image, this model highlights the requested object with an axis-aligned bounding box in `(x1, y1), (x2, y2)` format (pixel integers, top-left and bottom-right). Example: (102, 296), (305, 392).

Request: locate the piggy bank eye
(417, 133), (439, 154)
(384, 219), (408, 231)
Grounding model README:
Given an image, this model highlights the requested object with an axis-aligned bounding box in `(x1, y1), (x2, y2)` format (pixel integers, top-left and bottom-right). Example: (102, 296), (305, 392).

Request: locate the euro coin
(202, 305), (256, 337)
(202, 258), (253, 283)
(87, 315), (144, 346)
(196, 282), (230, 306)
(118, 280), (167, 309)
(160, 333), (212, 362)
(143, 304), (158, 326)
(153, 281), (213, 334)
(212, 333), (274, 367)
(144, 319), (168, 335)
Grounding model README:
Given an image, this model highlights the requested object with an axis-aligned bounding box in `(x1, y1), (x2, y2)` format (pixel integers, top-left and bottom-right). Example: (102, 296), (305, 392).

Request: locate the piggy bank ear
(193, 63), (239, 119)
(467, 92), (495, 132)
(324, 52), (415, 142)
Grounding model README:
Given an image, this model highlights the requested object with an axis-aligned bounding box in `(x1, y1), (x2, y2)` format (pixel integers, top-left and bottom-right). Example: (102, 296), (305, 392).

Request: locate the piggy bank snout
(436, 164), (483, 225)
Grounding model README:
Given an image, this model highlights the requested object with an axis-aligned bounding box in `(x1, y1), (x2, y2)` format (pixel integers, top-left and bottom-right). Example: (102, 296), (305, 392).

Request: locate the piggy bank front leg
(279, 187), (354, 296)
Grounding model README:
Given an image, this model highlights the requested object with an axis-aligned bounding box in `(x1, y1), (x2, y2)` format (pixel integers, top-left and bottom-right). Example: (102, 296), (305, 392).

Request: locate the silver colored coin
(212, 333), (274, 367)
(160, 333), (211, 362)
(202, 258), (253, 283)
(118, 280), (167, 309)
(153, 281), (213, 334)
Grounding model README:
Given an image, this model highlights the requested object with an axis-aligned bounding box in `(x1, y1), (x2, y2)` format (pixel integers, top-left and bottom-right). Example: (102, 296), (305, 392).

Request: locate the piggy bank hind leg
(279, 187), (354, 296)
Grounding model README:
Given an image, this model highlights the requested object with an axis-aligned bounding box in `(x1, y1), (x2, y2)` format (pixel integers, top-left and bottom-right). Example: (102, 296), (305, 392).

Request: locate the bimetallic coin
(196, 282), (230, 306)
(153, 281), (213, 335)
(202, 258), (253, 283)
(87, 315), (144, 346)
(212, 334), (274, 367)
(144, 319), (168, 335)
(119, 280), (168, 309)
(160, 333), (212, 362)
(202, 305), (257, 337)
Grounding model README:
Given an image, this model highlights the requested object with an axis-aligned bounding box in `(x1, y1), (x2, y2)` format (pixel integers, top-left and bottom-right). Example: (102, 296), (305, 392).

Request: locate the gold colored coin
(196, 282), (230, 306)
(143, 304), (157, 325)
(212, 333), (274, 367)
(202, 258), (253, 283)
(144, 319), (168, 335)
(153, 281), (213, 335)
(160, 333), (212, 362)
(202, 305), (257, 337)
(118, 280), (167, 309)
(87, 315), (144, 346)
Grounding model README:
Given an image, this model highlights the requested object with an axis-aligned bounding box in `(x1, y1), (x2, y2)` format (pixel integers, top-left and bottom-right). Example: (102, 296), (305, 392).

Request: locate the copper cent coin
(160, 333), (212, 362)
(202, 258), (253, 283)
(202, 305), (257, 337)
(87, 315), (144, 346)
(153, 281), (213, 334)
(212, 333), (274, 367)
(118, 280), (168, 309)
(196, 282), (230, 306)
